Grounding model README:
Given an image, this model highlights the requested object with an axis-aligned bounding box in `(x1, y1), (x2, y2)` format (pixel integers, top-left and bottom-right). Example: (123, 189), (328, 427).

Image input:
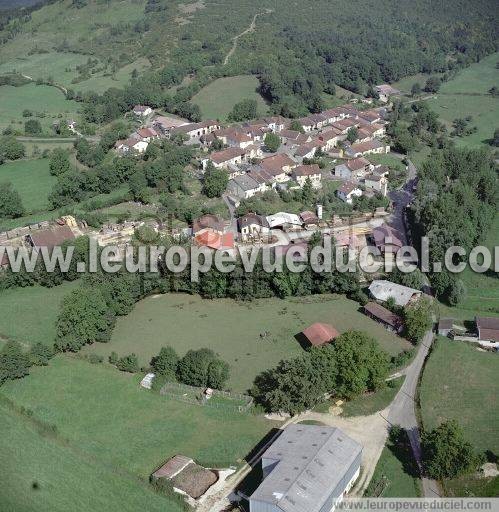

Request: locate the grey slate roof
(230, 173), (260, 191)
(250, 424), (362, 512)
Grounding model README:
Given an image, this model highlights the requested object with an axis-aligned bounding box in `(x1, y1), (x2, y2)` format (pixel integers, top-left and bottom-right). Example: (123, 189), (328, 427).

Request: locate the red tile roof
(301, 322), (339, 346)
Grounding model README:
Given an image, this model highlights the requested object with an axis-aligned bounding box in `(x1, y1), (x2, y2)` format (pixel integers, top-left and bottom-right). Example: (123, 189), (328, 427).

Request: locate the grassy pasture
(0, 52), (88, 83)
(365, 431), (421, 497)
(0, 399), (178, 512)
(420, 337), (499, 456)
(424, 53), (499, 148)
(72, 57), (152, 93)
(0, 281), (79, 347)
(192, 75), (269, 120)
(0, 158), (56, 212)
(81, 293), (412, 393)
(0, 356), (275, 478)
(0, 53), (151, 93)
(0, 83), (80, 132)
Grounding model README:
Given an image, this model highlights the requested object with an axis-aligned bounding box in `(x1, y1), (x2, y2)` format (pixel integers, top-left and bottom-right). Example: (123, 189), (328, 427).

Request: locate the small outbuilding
(151, 455), (218, 500)
(438, 318), (455, 337)
(301, 322), (339, 347)
(475, 317), (499, 343)
(364, 302), (403, 334)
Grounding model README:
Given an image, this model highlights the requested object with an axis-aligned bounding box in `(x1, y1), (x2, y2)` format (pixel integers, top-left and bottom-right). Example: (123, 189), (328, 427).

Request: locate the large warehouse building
(249, 424), (362, 512)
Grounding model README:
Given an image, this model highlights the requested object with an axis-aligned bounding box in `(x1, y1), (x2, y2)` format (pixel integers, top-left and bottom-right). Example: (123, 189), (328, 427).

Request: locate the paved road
(387, 329), (440, 497)
(388, 158), (417, 246)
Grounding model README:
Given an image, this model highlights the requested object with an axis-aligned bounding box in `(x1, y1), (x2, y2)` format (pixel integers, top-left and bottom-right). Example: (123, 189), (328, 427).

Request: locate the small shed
(364, 302), (403, 334)
(151, 455), (218, 500)
(438, 318), (454, 337)
(301, 322), (339, 347)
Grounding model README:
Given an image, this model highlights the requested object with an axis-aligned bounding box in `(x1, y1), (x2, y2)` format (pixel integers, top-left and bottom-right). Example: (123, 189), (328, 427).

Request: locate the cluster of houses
(114, 101), (392, 205)
(334, 156), (389, 203)
(196, 105), (391, 201)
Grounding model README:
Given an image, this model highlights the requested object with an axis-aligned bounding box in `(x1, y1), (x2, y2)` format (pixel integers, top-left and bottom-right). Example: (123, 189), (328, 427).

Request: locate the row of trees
(150, 346), (230, 390)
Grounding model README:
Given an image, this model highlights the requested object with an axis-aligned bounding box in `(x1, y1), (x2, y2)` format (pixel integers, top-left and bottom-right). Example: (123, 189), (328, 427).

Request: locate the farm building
(266, 212), (302, 230)
(438, 318), (455, 337)
(195, 231), (235, 251)
(348, 139), (390, 157)
(300, 210), (319, 226)
(133, 105), (153, 117)
(374, 84), (401, 103)
(368, 280), (421, 307)
(26, 224), (75, 251)
(364, 302), (403, 334)
(151, 455), (217, 500)
(475, 317), (499, 343)
(301, 322), (339, 346)
(249, 424), (362, 512)
(291, 164), (322, 189)
(334, 157), (372, 180)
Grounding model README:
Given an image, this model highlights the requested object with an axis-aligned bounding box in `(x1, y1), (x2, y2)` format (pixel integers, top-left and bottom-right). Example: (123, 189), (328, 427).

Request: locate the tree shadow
(387, 427), (420, 479)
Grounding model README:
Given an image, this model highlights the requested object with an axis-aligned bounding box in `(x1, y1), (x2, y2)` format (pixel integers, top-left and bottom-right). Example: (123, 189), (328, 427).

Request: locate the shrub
(116, 353), (139, 373)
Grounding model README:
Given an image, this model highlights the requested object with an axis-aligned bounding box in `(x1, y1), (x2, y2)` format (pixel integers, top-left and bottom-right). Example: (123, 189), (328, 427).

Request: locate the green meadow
(420, 337), (499, 455)
(0, 398), (177, 512)
(0, 83), (80, 132)
(0, 158), (56, 212)
(420, 337), (499, 496)
(438, 213), (499, 321)
(425, 53), (499, 148)
(192, 75), (269, 120)
(0, 282), (79, 347)
(0, 356), (275, 477)
(82, 293), (412, 393)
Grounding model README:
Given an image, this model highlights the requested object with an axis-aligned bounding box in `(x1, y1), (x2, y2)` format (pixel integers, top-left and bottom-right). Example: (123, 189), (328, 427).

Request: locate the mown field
(82, 293), (413, 393)
(424, 53), (499, 148)
(0, 83), (80, 132)
(420, 337), (499, 496)
(192, 75), (269, 120)
(0, 356), (275, 477)
(0, 282), (79, 347)
(0, 158), (56, 212)
(420, 337), (499, 455)
(0, 398), (174, 512)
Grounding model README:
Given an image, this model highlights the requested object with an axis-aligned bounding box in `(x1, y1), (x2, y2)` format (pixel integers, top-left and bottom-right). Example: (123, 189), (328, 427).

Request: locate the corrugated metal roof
(250, 424), (362, 512)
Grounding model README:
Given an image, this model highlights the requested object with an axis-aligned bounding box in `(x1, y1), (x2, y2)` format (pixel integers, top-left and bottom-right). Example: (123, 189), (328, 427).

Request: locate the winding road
(223, 9), (273, 65)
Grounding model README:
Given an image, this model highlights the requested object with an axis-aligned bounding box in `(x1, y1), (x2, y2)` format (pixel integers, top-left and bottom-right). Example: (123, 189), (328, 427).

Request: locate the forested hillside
(0, 0), (497, 118)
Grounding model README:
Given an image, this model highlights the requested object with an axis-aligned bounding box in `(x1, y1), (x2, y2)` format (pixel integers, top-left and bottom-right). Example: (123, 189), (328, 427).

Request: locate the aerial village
(0, 83), (498, 512)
